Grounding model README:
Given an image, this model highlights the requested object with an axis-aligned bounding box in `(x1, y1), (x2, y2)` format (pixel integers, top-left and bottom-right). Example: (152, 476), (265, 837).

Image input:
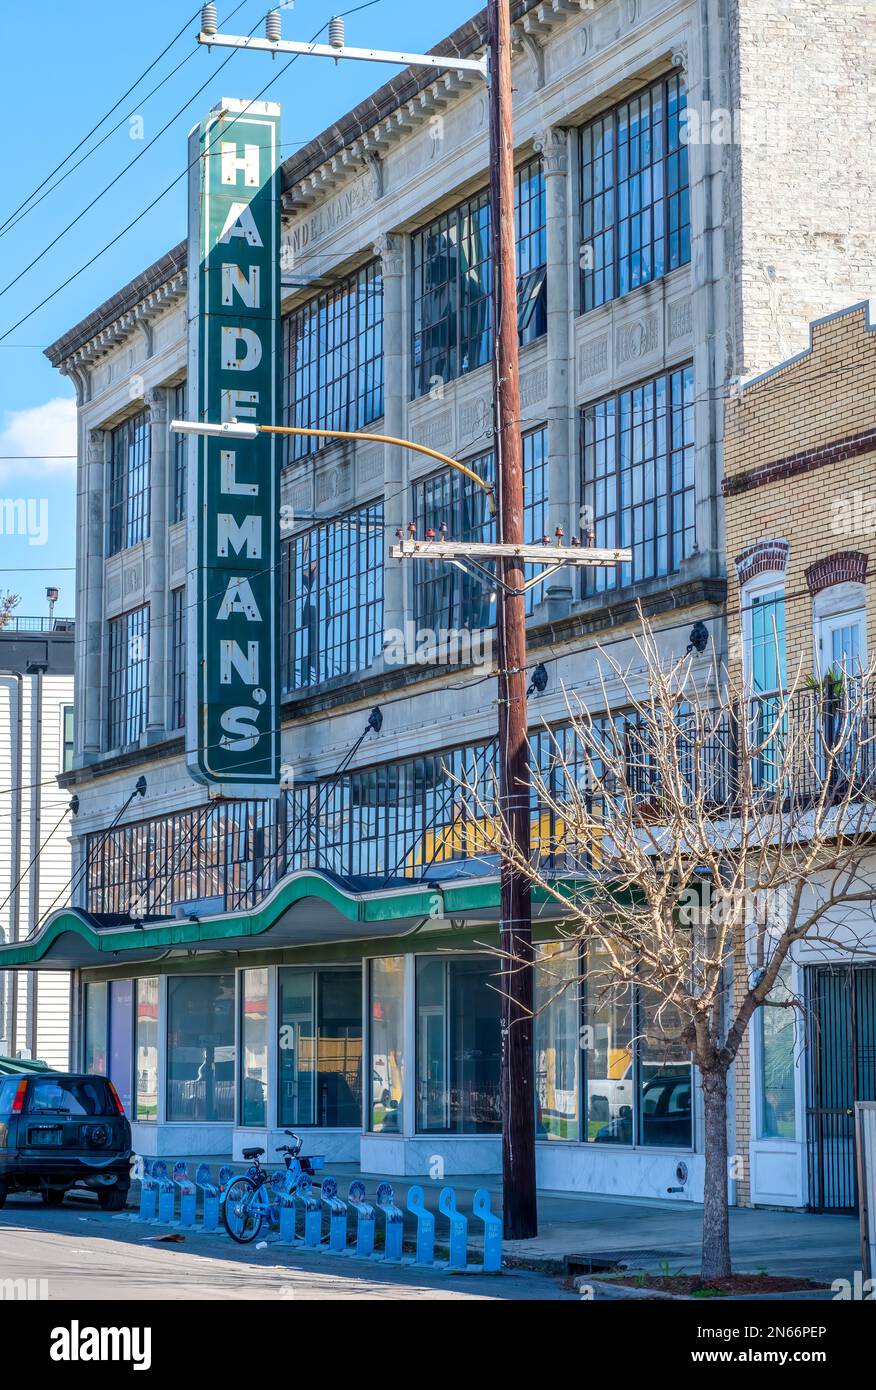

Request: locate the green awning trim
(0, 868), (603, 971)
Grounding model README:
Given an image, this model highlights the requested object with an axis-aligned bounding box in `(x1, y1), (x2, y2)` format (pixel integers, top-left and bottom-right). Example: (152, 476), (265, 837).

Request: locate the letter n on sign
(186, 99), (281, 792)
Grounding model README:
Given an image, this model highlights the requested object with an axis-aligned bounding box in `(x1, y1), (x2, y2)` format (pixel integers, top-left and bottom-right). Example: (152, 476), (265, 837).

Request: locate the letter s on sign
(220, 707), (261, 751)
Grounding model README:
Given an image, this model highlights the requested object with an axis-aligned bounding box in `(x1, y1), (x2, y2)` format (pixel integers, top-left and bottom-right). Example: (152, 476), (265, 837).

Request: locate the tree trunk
(700, 1066), (731, 1279)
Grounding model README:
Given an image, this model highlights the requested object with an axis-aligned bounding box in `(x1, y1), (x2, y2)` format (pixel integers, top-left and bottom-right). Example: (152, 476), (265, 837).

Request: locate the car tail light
(107, 1080), (126, 1117)
(10, 1080), (27, 1114)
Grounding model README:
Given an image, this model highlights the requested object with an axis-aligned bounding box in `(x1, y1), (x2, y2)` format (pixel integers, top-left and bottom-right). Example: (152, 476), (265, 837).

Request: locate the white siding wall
(0, 668), (73, 1067)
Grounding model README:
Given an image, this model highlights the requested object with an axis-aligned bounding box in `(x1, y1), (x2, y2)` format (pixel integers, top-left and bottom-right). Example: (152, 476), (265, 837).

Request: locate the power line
(0, 6), (267, 304)
(0, 3), (254, 245)
(0, 0), (390, 342)
(0, 7), (203, 239)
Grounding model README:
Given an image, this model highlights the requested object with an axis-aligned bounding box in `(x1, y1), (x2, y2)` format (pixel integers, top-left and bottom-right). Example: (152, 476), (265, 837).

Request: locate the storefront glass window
(534, 944), (580, 1140)
(240, 969), (269, 1127)
(369, 957), (405, 1132)
(638, 992), (692, 1148)
(585, 948), (634, 1143)
(278, 968), (362, 1127)
(415, 957), (501, 1134)
(135, 978), (159, 1122)
(166, 975), (235, 1122)
(760, 961), (797, 1139)
(83, 982), (108, 1075)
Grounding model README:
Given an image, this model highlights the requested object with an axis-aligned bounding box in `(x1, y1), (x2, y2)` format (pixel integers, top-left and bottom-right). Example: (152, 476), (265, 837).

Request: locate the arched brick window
(805, 551), (868, 596)
(735, 539), (789, 590)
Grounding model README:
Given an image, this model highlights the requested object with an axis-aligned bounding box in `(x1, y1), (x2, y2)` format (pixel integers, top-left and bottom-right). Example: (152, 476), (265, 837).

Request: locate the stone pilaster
(145, 388), (169, 738)
(373, 234), (407, 645)
(82, 428), (106, 757)
(535, 126), (574, 613)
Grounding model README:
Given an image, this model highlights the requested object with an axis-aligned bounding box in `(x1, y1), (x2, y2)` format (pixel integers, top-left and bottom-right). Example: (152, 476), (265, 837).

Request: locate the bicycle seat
(242, 1147), (264, 1160)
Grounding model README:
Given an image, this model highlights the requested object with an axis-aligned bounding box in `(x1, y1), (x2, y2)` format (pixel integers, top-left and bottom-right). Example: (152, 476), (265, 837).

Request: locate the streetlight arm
(170, 420), (497, 513)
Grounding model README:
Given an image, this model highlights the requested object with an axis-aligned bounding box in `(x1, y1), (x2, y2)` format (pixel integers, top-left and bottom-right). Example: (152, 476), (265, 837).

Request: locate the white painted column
(536, 127), (575, 614)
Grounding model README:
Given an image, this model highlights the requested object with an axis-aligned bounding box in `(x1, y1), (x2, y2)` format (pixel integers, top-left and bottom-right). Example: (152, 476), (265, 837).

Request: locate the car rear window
(25, 1078), (115, 1117)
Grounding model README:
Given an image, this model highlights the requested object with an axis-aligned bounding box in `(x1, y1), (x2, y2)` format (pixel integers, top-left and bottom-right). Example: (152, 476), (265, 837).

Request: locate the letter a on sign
(186, 100), (281, 791)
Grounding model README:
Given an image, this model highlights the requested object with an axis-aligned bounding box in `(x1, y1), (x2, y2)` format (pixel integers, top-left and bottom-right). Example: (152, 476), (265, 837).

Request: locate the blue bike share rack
(295, 1173), (323, 1248)
(320, 1176), (347, 1252)
(128, 1154), (503, 1273)
(439, 1186), (468, 1270)
(135, 1157), (157, 1222)
(376, 1182), (404, 1262)
(195, 1163), (221, 1232)
(173, 1160), (197, 1228)
(348, 1180), (375, 1257)
(406, 1184), (435, 1266)
(151, 1160), (175, 1224)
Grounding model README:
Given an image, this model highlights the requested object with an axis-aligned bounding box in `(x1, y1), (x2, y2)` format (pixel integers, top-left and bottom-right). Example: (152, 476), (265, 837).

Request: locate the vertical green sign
(187, 99), (281, 790)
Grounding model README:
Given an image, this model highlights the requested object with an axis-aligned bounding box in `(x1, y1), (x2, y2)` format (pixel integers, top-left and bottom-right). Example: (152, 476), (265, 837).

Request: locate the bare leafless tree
(463, 619), (876, 1278)
(0, 592), (19, 629)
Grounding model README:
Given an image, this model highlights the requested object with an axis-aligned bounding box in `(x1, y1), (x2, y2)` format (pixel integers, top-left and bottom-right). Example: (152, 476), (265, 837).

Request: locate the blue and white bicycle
(222, 1131), (321, 1244)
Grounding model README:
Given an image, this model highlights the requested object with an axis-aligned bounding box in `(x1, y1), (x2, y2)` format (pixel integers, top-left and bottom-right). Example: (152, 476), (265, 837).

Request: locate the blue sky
(0, 0), (476, 614)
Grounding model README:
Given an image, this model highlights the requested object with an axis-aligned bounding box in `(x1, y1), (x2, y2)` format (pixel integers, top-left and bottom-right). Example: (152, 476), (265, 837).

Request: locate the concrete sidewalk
(131, 1157), (861, 1286)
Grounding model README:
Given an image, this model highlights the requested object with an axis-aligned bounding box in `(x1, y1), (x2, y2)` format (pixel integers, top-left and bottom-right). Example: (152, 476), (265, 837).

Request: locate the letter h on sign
(186, 100), (282, 792)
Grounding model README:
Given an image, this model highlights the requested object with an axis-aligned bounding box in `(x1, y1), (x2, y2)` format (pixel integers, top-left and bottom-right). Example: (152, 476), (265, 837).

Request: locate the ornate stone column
(373, 233), (407, 648)
(535, 126), (574, 613)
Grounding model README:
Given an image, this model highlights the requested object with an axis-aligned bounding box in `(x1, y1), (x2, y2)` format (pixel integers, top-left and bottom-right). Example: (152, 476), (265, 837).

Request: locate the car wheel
(0, 1181), (7, 1210)
(97, 1185), (129, 1212)
(41, 1189), (65, 1207)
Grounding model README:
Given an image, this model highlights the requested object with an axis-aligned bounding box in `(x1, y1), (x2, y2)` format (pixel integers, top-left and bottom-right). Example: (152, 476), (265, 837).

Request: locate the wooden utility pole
(488, 0), (538, 1241)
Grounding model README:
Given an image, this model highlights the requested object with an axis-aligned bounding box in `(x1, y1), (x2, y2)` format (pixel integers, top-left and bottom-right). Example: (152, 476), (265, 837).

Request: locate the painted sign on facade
(186, 99), (281, 790)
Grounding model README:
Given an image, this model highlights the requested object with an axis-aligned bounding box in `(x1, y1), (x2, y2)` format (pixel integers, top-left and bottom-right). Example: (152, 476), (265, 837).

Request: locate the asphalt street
(0, 1192), (576, 1301)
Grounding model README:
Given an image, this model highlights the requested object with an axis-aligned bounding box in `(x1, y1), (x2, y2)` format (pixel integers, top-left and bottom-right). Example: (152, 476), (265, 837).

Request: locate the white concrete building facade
(5, 0), (875, 1205)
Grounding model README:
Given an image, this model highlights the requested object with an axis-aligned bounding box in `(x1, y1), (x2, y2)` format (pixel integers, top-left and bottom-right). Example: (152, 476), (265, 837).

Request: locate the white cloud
(0, 396), (76, 484)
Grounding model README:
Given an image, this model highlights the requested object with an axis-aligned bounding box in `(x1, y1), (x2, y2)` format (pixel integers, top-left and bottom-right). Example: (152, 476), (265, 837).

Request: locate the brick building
(723, 301), (876, 1211)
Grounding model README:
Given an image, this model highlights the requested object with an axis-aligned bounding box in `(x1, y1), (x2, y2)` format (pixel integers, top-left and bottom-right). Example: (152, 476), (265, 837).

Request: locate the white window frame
(812, 581), (867, 678)
(741, 571), (786, 693)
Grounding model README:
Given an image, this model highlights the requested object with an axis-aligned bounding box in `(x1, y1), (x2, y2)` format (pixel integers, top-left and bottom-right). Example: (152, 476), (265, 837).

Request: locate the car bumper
(0, 1152), (132, 1189)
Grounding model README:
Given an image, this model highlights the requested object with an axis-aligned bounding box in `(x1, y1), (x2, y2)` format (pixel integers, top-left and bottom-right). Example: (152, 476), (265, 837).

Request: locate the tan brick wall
(723, 303), (876, 1206)
(725, 304), (876, 679)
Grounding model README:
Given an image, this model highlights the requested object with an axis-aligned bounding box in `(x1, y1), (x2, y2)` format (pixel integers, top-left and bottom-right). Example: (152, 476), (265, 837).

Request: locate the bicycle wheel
(223, 1176), (264, 1244)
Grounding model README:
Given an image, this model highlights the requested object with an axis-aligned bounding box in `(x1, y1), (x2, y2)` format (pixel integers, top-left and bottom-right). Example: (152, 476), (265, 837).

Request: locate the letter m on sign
(186, 99), (281, 793)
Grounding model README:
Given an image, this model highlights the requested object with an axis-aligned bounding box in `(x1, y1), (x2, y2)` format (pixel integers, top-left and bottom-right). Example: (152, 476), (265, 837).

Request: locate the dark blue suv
(0, 1072), (132, 1210)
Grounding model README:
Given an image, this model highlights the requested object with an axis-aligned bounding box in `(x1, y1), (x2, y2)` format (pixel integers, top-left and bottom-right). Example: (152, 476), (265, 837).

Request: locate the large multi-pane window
(172, 382), (187, 523)
(282, 261), (383, 463)
(411, 158), (546, 398)
(412, 427), (548, 631)
(281, 501), (383, 691)
(240, 968), (269, 1127)
(369, 957), (405, 1132)
(580, 72), (690, 313)
(107, 605), (149, 748)
(166, 975), (235, 1123)
(415, 956), (501, 1134)
(535, 943), (693, 1147)
(581, 364), (695, 594)
(109, 411), (151, 554)
(83, 982), (108, 1076)
(278, 968), (362, 1127)
(170, 587), (186, 730)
